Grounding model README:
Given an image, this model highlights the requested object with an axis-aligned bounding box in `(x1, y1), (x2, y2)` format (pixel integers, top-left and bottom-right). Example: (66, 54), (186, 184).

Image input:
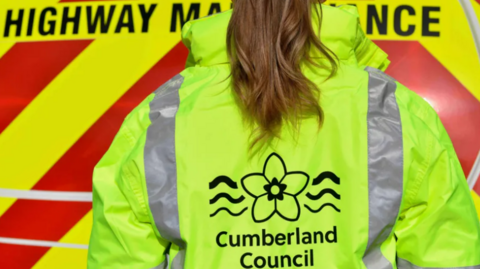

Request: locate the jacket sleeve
(394, 105), (480, 268)
(87, 96), (170, 269)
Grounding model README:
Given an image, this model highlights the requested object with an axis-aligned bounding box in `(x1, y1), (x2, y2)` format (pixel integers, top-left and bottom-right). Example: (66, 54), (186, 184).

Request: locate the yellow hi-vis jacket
(87, 5), (480, 269)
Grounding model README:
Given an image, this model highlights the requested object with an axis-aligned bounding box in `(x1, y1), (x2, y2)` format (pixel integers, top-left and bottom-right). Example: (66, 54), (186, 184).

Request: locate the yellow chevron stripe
(420, 1), (480, 101)
(0, 25), (179, 190)
(0, 42), (14, 59)
(32, 248), (88, 269)
(0, 0), (60, 6)
(32, 211), (92, 269)
(0, 197), (15, 216)
(472, 0), (480, 13)
(472, 191), (480, 220)
(329, 0), (480, 101)
(0, 0), (60, 64)
(59, 210), (92, 245)
(0, 0), (60, 219)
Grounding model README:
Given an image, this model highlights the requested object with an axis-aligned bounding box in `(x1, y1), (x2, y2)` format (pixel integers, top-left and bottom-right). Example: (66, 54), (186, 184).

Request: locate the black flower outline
(241, 153), (309, 223)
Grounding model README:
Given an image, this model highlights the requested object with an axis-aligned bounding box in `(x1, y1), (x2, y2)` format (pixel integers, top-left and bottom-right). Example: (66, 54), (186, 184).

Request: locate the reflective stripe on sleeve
(363, 67), (404, 269)
(150, 260), (167, 269)
(144, 74), (185, 248)
(171, 249), (186, 269)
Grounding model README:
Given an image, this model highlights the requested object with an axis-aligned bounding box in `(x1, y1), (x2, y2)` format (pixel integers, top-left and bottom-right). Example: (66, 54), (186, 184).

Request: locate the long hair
(227, 0), (337, 148)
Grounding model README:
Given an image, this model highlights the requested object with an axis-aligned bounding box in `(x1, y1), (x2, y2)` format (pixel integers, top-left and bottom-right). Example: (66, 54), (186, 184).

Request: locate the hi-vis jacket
(87, 4), (480, 269)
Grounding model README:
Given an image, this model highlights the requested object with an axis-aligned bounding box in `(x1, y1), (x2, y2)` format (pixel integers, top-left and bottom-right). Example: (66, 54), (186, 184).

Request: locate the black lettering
(367, 5), (388, 35)
(422, 6), (440, 37)
(170, 3), (200, 32)
(313, 231), (324, 244)
(304, 250), (309, 266)
(394, 5), (415, 36)
(296, 228), (300, 244)
(254, 256), (266, 268)
(86, 6), (116, 34)
(326, 226), (337, 243)
(293, 255), (303, 267)
(302, 232), (312, 244)
(139, 4), (157, 33)
(287, 232), (294, 245)
(262, 229), (274, 246)
(39, 8), (56, 36)
(242, 234), (260, 247)
(61, 6), (81, 35)
(280, 255), (292, 267)
(115, 4), (134, 33)
(275, 233), (285, 245)
(4, 9), (24, 37)
(208, 3), (221, 15)
(216, 231), (227, 247)
(229, 234), (240, 247)
(240, 253), (253, 269)
(310, 249), (314, 265)
(27, 9), (35, 36)
(268, 256), (279, 268)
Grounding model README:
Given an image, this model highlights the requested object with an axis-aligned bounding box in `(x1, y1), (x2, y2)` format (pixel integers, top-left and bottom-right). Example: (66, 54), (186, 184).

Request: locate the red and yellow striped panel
(0, 0), (479, 268)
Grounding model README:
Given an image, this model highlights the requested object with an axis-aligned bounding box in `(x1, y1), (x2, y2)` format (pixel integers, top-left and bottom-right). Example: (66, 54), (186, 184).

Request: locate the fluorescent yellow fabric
(88, 95), (169, 268)
(88, 4), (480, 269)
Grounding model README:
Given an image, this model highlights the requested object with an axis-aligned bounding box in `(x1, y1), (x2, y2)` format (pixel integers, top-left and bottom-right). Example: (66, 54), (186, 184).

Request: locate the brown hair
(227, 0), (337, 148)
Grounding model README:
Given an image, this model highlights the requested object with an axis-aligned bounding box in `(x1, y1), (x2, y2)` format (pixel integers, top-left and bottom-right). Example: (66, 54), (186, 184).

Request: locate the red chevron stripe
(33, 42), (188, 192)
(0, 244), (49, 269)
(0, 200), (91, 269)
(376, 40), (480, 179)
(0, 200), (91, 240)
(0, 40), (92, 134)
(0, 43), (188, 268)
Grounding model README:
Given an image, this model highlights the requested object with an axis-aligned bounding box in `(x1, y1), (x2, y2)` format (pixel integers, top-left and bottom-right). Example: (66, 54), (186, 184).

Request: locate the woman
(87, 1), (480, 268)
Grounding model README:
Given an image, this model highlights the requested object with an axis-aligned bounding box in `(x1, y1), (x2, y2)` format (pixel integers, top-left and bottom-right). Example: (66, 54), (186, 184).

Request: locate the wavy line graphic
(304, 203), (341, 213)
(306, 189), (341, 200)
(210, 193), (245, 204)
(210, 207), (248, 217)
(209, 176), (238, 189)
(312, 172), (340, 185)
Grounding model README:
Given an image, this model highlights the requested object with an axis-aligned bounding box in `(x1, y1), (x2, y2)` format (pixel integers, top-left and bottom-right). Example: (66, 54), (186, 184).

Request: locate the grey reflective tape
(0, 237), (88, 249)
(398, 258), (480, 269)
(363, 67), (404, 269)
(171, 249), (186, 269)
(145, 74), (185, 248)
(151, 260), (167, 269)
(0, 188), (92, 202)
(363, 246), (392, 269)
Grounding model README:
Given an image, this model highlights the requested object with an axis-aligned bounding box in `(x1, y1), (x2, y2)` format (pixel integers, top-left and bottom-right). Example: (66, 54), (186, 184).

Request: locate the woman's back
(87, 5), (480, 269)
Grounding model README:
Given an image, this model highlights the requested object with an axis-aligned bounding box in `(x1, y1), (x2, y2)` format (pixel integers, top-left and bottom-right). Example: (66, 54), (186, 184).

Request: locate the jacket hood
(181, 5), (390, 70)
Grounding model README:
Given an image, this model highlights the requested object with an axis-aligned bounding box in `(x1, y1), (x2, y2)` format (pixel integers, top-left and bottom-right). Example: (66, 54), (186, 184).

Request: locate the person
(87, 1), (480, 268)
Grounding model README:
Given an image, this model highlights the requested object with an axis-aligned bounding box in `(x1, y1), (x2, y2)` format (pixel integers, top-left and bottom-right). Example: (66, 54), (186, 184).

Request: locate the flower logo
(241, 153), (309, 222)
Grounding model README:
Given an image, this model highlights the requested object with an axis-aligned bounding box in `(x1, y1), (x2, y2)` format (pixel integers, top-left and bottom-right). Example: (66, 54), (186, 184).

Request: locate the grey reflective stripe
(0, 236), (88, 249)
(363, 67), (404, 269)
(171, 249), (186, 269)
(398, 258), (480, 269)
(151, 260), (167, 269)
(145, 74), (185, 248)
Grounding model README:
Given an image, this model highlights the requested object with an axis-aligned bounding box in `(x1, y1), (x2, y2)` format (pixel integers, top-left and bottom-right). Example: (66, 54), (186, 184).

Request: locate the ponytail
(227, 0), (337, 148)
